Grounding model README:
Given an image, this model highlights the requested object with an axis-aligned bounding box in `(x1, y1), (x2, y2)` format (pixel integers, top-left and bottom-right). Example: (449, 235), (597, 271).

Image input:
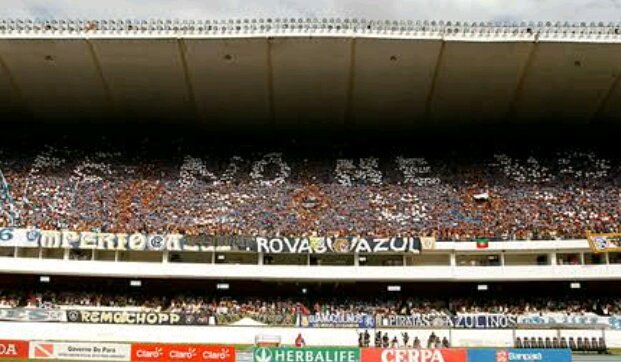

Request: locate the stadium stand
(1, 289), (619, 317)
(0, 134), (619, 241)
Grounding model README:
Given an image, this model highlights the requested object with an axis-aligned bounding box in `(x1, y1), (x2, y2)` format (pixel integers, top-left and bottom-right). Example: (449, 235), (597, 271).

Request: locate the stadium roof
(0, 19), (620, 127)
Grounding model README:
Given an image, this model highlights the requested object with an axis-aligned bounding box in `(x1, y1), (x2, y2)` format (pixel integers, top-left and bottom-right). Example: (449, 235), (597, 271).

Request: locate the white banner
(29, 341), (130, 361)
(0, 308), (66, 322)
(0, 227), (184, 251)
(518, 314), (621, 329)
(0, 228), (39, 248)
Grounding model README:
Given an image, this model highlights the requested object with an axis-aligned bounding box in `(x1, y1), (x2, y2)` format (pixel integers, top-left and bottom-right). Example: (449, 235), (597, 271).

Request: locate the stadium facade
(0, 18), (619, 361)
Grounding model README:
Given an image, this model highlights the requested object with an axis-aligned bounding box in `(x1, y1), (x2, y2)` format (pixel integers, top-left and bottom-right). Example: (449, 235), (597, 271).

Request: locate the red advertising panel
(362, 348), (467, 362)
(132, 344), (235, 362)
(0, 340), (29, 359)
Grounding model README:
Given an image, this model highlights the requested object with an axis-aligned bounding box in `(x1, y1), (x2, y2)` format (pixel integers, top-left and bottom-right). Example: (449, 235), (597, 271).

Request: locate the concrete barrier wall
(603, 330), (621, 348)
(0, 323), (611, 347)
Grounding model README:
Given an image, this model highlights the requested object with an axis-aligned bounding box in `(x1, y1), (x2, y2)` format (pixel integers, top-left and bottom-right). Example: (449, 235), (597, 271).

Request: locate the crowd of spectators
(0, 141), (620, 241)
(1, 289), (619, 320)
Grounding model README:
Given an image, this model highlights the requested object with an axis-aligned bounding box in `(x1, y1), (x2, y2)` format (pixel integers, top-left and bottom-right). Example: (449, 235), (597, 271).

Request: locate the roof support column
(344, 38), (357, 127)
(423, 39), (446, 122)
(507, 41), (539, 121)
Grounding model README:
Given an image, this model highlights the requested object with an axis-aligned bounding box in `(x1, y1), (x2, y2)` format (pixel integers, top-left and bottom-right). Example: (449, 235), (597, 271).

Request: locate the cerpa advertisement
(361, 348), (467, 362)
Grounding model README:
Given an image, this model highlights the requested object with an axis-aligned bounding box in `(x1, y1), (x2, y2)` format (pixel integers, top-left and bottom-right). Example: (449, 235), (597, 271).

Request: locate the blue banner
(467, 349), (571, 362)
(380, 314), (517, 329)
(299, 314), (376, 328)
(451, 315), (517, 329)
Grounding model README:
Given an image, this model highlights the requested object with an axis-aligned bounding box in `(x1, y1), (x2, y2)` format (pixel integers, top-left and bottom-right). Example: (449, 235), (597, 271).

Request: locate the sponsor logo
(33, 343), (54, 359)
(147, 235), (165, 250)
(507, 352), (543, 361)
(26, 229), (41, 242)
(169, 347), (197, 359)
(135, 347), (164, 359)
(330, 238), (352, 253)
(202, 347), (233, 361)
(66, 310), (80, 322)
(254, 347), (273, 362)
(496, 350), (509, 362)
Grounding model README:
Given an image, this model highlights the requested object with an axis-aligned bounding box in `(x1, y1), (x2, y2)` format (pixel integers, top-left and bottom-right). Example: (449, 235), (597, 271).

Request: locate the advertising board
(361, 348), (467, 362)
(466, 349), (572, 362)
(253, 347), (360, 362)
(29, 341), (130, 361)
(131, 344), (235, 362)
(0, 340), (28, 359)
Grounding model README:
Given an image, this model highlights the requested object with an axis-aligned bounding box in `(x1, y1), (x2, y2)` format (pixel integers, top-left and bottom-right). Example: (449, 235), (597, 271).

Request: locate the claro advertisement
(131, 344), (235, 362)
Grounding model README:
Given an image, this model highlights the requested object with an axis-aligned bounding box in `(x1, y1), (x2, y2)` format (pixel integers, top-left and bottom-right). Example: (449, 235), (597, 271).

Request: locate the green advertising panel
(254, 347), (360, 362)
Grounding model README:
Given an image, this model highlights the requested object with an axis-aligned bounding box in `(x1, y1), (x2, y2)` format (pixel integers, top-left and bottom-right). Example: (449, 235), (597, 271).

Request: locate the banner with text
(0, 340), (29, 360)
(0, 228), (425, 254)
(255, 237), (421, 254)
(29, 341), (130, 361)
(65, 310), (211, 326)
(253, 347), (360, 362)
(518, 314), (621, 330)
(0, 308), (65, 323)
(379, 314), (517, 329)
(0, 228), (39, 248)
(132, 344), (234, 362)
(467, 349), (571, 362)
(300, 314), (376, 328)
(361, 348), (467, 362)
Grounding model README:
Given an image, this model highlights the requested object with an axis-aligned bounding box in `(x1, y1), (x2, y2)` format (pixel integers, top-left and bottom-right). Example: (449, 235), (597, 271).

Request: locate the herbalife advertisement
(253, 347), (359, 362)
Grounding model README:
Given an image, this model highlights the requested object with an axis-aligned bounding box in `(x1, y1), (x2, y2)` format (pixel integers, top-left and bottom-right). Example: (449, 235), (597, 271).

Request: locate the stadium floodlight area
(0, 18), (619, 39)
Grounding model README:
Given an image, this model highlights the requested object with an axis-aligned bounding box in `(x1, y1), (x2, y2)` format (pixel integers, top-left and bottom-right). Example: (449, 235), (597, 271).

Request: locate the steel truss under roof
(0, 18), (620, 127)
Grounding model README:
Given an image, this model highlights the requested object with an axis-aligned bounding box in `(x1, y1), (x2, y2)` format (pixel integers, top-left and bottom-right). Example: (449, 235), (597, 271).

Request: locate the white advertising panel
(29, 341), (130, 361)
